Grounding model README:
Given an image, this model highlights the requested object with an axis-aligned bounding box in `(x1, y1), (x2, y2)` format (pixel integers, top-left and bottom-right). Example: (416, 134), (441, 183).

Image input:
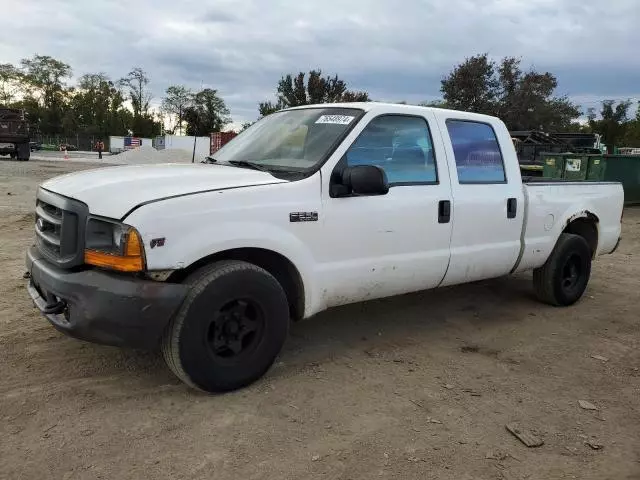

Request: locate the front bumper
(26, 245), (188, 349)
(609, 236), (622, 255)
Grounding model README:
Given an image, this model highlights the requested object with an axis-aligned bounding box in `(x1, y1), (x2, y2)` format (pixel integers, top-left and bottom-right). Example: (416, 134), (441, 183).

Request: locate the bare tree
(119, 67), (151, 117)
(161, 85), (193, 135)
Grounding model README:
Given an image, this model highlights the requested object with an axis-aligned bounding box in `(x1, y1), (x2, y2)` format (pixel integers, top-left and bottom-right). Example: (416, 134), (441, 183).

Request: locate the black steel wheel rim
(561, 253), (582, 293)
(206, 298), (265, 361)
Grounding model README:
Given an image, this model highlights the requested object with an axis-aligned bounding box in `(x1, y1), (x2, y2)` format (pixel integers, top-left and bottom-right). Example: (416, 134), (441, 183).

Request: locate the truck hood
(41, 163), (287, 219)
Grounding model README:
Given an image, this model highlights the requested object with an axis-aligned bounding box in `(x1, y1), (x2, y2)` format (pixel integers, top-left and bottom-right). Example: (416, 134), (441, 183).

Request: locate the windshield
(214, 107), (363, 171)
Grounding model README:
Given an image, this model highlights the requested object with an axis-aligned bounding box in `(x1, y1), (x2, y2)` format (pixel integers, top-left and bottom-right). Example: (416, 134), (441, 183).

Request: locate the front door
(315, 112), (453, 309)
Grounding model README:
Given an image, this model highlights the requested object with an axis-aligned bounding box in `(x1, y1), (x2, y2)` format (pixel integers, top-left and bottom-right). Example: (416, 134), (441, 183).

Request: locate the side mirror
(340, 165), (389, 196)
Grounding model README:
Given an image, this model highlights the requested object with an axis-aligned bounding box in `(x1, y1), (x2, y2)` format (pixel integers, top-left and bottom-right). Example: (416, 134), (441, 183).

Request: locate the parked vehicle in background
(58, 143), (78, 151)
(617, 147), (640, 155)
(25, 103), (623, 393)
(0, 108), (30, 161)
(552, 132), (605, 153)
(30, 141), (42, 151)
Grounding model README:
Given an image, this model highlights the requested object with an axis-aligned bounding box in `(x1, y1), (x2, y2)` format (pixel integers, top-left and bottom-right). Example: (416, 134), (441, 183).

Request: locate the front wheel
(162, 260), (290, 392)
(533, 233), (592, 306)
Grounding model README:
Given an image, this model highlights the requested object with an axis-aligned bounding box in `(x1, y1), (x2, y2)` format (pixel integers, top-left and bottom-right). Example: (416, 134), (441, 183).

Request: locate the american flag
(124, 137), (141, 150)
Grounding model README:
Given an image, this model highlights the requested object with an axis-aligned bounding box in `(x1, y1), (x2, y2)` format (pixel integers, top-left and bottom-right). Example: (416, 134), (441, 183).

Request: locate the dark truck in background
(0, 108), (30, 161)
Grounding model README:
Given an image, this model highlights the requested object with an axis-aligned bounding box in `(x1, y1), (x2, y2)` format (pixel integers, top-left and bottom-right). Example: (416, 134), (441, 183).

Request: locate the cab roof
(283, 102), (500, 123)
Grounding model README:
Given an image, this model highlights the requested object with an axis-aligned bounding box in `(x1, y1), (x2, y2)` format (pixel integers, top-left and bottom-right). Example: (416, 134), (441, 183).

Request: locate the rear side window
(446, 120), (506, 184)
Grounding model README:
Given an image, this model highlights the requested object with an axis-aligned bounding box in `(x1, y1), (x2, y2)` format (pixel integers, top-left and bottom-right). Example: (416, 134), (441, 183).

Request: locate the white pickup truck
(26, 103), (624, 392)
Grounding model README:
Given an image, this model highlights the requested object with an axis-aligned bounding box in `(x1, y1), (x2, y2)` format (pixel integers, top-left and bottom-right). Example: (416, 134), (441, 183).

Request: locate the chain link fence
(32, 134), (109, 152)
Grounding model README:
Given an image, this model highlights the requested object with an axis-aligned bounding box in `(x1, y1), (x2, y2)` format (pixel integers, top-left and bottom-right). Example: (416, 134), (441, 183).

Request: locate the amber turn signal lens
(124, 228), (143, 257)
(84, 229), (145, 272)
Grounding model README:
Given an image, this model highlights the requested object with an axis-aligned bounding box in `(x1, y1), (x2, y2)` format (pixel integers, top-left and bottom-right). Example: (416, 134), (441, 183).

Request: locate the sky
(2, 0), (639, 127)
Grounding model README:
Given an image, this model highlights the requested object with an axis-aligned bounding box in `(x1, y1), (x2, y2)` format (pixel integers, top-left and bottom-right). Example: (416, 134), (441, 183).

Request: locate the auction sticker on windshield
(315, 115), (355, 125)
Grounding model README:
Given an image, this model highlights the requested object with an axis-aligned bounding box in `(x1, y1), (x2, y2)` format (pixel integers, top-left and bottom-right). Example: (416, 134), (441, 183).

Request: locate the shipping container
(210, 131), (238, 154)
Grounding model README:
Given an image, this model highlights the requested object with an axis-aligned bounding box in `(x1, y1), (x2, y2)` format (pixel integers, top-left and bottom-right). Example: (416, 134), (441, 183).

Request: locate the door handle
(438, 200), (451, 223)
(507, 198), (517, 219)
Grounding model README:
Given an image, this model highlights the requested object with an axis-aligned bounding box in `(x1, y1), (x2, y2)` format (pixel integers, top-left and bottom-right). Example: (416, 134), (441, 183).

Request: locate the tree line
(1, 56), (159, 138)
(0, 54), (231, 140)
(252, 55), (640, 147)
(2, 53), (639, 147)
(435, 54), (640, 148)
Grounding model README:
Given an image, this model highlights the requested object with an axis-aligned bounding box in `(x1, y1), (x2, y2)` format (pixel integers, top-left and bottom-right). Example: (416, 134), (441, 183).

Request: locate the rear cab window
(445, 120), (506, 184)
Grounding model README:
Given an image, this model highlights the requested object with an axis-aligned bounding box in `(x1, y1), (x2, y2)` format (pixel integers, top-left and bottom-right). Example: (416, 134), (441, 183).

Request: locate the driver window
(345, 115), (437, 184)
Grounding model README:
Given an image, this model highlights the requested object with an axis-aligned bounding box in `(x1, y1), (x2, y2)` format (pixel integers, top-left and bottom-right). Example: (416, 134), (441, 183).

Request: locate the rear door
(436, 116), (524, 286)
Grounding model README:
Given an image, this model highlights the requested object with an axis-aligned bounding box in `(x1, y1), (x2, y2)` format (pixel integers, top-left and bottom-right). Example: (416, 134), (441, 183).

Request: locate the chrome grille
(35, 200), (63, 256)
(34, 189), (87, 268)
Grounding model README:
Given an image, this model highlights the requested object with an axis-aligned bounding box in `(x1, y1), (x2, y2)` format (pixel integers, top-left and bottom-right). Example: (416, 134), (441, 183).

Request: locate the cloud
(1, 0), (638, 123)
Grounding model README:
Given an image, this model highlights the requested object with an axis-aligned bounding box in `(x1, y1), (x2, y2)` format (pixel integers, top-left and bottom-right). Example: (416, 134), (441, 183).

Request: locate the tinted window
(446, 120), (506, 183)
(346, 115), (437, 184)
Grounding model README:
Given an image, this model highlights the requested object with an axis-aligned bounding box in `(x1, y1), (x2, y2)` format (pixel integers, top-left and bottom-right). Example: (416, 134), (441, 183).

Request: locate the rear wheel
(533, 233), (592, 306)
(16, 143), (30, 161)
(162, 260), (290, 392)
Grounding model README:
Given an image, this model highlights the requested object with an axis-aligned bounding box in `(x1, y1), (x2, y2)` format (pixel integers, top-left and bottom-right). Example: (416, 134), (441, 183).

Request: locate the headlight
(84, 218), (145, 272)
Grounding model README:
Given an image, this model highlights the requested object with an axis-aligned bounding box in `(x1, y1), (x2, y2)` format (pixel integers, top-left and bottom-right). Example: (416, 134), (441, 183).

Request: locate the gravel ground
(1, 160), (639, 480)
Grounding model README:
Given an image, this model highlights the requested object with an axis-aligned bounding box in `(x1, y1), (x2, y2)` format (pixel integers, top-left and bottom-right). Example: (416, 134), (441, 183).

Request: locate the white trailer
(155, 135), (210, 158)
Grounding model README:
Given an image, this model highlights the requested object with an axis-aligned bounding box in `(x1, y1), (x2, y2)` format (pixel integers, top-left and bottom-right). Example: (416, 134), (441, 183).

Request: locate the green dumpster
(562, 154), (589, 181)
(539, 153), (640, 204)
(542, 154), (564, 179)
(602, 155), (640, 205)
(585, 155), (606, 181)
(541, 153), (590, 180)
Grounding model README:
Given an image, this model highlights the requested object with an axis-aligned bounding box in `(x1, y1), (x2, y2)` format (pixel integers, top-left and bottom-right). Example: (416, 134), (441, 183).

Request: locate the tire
(162, 260), (290, 392)
(533, 233), (592, 306)
(17, 143), (30, 161)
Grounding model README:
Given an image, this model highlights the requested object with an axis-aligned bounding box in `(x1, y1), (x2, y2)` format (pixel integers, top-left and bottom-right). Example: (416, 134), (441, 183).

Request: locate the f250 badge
(289, 212), (318, 222)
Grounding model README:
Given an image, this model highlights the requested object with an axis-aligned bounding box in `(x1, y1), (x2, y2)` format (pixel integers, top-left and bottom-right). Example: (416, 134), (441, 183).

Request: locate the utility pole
(192, 124), (197, 163)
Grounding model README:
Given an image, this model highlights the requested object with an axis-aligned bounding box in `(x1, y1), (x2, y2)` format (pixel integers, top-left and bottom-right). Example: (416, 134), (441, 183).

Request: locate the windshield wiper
(202, 156), (218, 164)
(226, 160), (271, 172)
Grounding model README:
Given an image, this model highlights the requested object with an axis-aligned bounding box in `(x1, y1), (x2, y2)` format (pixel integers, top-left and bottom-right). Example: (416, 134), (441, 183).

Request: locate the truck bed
(523, 177), (619, 185)
(514, 180), (624, 273)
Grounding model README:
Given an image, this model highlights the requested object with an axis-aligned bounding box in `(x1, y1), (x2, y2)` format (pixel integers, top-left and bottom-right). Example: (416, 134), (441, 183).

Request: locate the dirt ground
(1, 160), (639, 480)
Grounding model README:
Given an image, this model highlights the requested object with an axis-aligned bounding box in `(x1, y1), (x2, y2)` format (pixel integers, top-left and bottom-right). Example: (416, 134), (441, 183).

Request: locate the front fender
(150, 221), (319, 317)
(124, 178), (324, 317)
